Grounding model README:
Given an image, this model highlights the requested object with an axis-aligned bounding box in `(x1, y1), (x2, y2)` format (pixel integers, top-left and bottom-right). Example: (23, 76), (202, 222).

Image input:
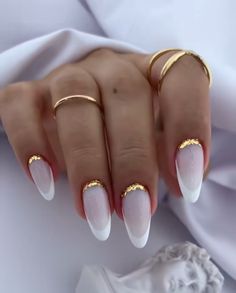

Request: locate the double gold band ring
(53, 95), (103, 118)
(147, 48), (181, 82)
(148, 48), (212, 95)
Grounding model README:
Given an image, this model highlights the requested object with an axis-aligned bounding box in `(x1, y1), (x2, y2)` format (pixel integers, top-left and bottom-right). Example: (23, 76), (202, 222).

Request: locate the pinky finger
(0, 83), (58, 200)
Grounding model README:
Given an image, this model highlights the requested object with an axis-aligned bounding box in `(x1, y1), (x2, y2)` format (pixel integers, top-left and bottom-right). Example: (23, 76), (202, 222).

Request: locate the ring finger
(131, 50), (211, 202)
(150, 51), (211, 202)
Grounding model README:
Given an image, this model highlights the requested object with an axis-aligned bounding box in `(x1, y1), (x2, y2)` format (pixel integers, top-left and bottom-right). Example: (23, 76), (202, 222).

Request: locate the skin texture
(0, 48), (211, 219)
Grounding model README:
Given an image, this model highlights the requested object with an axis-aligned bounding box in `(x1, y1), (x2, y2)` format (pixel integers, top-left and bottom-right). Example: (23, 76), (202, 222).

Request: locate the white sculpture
(76, 242), (224, 293)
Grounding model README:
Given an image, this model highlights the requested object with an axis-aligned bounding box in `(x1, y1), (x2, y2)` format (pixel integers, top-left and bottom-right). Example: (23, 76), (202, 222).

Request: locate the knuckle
(68, 145), (103, 181)
(7, 82), (35, 97)
(89, 48), (114, 59)
(68, 144), (102, 167)
(50, 67), (96, 95)
(116, 144), (151, 169)
(112, 62), (137, 85)
(0, 82), (36, 110)
(106, 62), (150, 99)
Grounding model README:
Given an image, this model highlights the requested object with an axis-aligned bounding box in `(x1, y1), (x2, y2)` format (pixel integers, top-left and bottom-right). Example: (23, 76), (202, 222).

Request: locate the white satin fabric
(0, 0), (236, 290)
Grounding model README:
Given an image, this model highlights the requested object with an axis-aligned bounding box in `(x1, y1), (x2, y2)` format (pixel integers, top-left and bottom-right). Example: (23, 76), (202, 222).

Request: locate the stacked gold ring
(148, 48), (212, 95)
(147, 48), (181, 82)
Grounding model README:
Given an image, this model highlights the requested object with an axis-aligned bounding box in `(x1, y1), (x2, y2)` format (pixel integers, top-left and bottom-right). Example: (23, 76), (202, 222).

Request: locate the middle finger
(82, 49), (158, 248)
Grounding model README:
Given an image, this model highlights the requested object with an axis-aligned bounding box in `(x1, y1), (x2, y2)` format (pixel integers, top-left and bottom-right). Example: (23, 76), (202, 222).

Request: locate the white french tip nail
(122, 185), (151, 248)
(83, 182), (111, 241)
(28, 155), (55, 201)
(176, 141), (204, 203)
(124, 217), (151, 249)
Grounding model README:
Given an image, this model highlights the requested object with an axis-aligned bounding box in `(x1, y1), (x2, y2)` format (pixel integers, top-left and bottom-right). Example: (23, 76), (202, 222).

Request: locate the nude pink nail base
(122, 188), (151, 248)
(28, 156), (55, 201)
(83, 185), (111, 241)
(176, 143), (204, 203)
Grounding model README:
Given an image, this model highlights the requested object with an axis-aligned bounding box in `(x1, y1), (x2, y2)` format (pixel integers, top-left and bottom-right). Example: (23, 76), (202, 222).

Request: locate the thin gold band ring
(53, 95), (103, 118)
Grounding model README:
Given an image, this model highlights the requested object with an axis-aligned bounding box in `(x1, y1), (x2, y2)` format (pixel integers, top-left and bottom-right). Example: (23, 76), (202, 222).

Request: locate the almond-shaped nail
(122, 183), (151, 248)
(176, 139), (204, 203)
(28, 155), (55, 201)
(83, 180), (111, 241)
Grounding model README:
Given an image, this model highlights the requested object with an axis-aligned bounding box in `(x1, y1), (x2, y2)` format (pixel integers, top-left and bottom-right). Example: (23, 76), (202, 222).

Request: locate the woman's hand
(0, 48), (210, 247)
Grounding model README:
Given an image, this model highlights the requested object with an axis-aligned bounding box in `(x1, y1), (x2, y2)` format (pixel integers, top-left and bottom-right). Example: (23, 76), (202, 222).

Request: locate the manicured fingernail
(122, 183), (151, 248)
(176, 139), (204, 203)
(28, 155), (55, 201)
(83, 180), (111, 241)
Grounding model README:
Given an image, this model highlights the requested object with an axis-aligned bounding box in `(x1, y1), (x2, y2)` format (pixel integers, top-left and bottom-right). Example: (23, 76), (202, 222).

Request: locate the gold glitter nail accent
(83, 179), (104, 193)
(178, 139), (202, 150)
(121, 183), (147, 198)
(28, 155), (42, 165)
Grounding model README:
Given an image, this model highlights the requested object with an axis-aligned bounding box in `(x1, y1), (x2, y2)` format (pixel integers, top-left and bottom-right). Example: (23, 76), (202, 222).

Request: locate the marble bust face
(151, 259), (207, 292)
(123, 242), (224, 293)
(76, 242), (224, 293)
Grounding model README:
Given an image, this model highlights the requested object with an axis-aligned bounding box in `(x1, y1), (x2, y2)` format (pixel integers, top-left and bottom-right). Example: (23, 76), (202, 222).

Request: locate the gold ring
(147, 48), (181, 83)
(53, 95), (103, 118)
(148, 49), (212, 95)
(158, 50), (212, 95)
